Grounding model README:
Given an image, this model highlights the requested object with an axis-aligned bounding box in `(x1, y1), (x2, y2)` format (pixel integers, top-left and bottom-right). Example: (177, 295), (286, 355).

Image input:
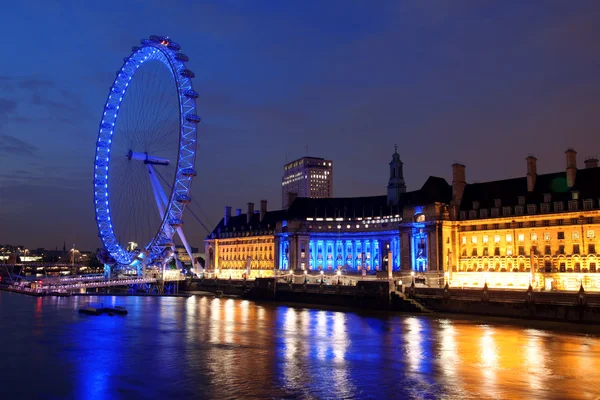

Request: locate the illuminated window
(494, 235), (500, 243)
(531, 233), (538, 241)
(572, 231), (580, 240)
(471, 236), (477, 244)
(506, 234), (512, 242)
(544, 232), (551, 241)
(483, 235), (489, 243)
(461, 236), (467, 245)
(588, 230), (595, 239)
(518, 234), (524, 242)
(506, 247), (513, 256)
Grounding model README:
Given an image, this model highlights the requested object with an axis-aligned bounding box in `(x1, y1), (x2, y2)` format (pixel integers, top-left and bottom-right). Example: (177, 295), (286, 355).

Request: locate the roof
(209, 209), (287, 236)
(459, 167), (600, 210)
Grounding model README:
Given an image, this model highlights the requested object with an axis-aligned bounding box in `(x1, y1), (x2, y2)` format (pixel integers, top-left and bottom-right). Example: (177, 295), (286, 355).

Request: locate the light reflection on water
(1, 292), (599, 400)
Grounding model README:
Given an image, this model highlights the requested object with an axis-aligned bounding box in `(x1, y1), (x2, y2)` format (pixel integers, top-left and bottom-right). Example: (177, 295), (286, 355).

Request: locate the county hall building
(205, 148), (600, 291)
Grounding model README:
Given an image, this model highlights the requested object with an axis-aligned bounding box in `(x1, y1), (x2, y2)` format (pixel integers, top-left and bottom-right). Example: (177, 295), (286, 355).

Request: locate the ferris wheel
(93, 35), (200, 276)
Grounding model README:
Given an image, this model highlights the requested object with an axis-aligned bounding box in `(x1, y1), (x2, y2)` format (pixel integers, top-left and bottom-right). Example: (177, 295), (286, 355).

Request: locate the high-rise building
(281, 156), (333, 208)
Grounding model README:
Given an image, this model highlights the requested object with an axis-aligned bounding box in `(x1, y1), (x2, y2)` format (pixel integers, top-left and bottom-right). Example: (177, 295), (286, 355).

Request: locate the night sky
(1, 1), (599, 252)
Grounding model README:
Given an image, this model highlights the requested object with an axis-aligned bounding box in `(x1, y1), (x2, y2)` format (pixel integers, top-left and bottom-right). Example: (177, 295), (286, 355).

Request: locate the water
(1, 292), (599, 400)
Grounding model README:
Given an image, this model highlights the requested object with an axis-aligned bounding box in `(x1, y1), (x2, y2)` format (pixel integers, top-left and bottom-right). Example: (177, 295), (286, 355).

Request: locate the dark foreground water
(1, 292), (600, 400)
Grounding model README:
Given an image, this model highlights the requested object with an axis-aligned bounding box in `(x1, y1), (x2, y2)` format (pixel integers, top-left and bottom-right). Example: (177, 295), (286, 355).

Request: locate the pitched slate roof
(209, 209), (287, 236)
(459, 167), (600, 210)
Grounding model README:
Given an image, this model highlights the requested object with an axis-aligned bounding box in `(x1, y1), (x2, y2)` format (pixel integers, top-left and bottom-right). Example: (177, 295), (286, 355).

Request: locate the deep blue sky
(1, 1), (599, 251)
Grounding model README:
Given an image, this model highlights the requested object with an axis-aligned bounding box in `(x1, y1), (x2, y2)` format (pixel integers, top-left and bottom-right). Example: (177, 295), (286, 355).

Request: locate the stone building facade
(205, 148), (600, 291)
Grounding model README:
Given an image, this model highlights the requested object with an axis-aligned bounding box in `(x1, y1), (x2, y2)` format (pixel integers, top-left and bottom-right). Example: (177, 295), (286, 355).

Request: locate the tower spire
(387, 145), (406, 206)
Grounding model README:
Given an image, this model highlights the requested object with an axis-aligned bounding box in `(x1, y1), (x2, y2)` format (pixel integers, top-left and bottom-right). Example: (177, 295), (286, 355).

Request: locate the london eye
(93, 35), (200, 277)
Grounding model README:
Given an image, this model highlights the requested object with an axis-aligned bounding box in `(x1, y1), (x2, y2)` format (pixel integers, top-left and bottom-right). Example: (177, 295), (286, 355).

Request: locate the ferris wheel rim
(93, 36), (199, 267)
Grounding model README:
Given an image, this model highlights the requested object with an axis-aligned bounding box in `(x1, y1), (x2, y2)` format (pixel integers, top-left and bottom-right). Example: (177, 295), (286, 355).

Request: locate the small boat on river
(78, 303), (127, 316)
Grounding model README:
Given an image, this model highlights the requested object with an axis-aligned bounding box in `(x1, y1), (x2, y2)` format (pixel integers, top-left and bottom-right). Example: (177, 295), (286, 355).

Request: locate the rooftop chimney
(224, 206), (231, 226)
(260, 200), (267, 221)
(526, 155), (537, 192)
(247, 202), (254, 224)
(585, 157), (598, 169)
(235, 208), (242, 216)
(451, 163), (466, 206)
(286, 192), (298, 209)
(565, 148), (577, 188)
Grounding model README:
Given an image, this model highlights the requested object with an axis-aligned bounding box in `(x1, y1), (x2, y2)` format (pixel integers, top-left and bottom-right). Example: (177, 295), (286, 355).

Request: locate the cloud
(0, 98), (17, 120)
(0, 134), (38, 157)
(18, 77), (55, 90)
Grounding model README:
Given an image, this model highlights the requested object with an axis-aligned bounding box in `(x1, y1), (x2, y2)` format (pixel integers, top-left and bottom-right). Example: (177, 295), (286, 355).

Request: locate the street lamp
(320, 269), (324, 284)
(304, 269), (308, 284)
(336, 269), (341, 285)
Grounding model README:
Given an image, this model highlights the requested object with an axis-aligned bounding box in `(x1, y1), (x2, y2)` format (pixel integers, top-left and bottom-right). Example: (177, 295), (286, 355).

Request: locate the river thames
(0, 292), (599, 399)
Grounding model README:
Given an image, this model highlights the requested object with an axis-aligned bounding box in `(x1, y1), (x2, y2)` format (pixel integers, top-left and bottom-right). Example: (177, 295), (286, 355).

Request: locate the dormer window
(584, 199), (593, 210)
(568, 200), (578, 211)
(502, 206), (511, 217)
(515, 205), (524, 215)
(494, 199), (502, 208)
(527, 204), (537, 214)
(491, 208), (499, 218)
(473, 201), (480, 210)
(544, 193), (551, 203)
(480, 209), (489, 218)
(469, 210), (477, 219)
(572, 191), (579, 200)
(554, 202), (563, 212)
(460, 211), (466, 220)
(541, 204), (550, 213)
(518, 196), (525, 205)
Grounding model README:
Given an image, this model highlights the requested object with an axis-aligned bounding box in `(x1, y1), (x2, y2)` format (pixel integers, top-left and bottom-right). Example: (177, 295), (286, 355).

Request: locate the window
(506, 247), (513, 256)
(482, 224), (488, 230)
(572, 191), (579, 200)
(557, 219), (564, 226)
(472, 249), (478, 256)
(531, 221), (537, 227)
(495, 199), (502, 208)
(515, 206), (524, 215)
(571, 218), (578, 225)
(531, 233), (538, 241)
(573, 244), (580, 254)
(544, 193), (551, 203)
(544, 232), (551, 241)
(517, 222), (524, 228)
(518, 246), (526, 256)
(480, 209), (489, 218)
(583, 199), (593, 210)
(461, 236), (467, 244)
(527, 204), (537, 214)
(460, 211), (466, 220)
(518, 234), (524, 242)
(554, 202), (563, 212)
(494, 247), (500, 256)
(541, 204), (550, 213)
(494, 235), (501, 243)
(503, 207), (511, 217)
(591, 262), (597, 273)
(543, 220), (550, 226)
(506, 234), (512, 242)
(470, 225), (477, 231)
(493, 223), (499, 230)
(469, 210), (477, 219)
(558, 232), (565, 240)
(483, 248), (489, 256)
(572, 231), (580, 240)
(589, 244), (596, 254)
(544, 245), (551, 255)
(558, 245), (565, 254)
(505, 223), (511, 229)
(518, 196), (526, 205)
(559, 262), (566, 273)
(473, 201), (480, 209)
(568, 200), (578, 211)
(471, 236), (478, 244)
(531, 245), (537, 255)
(491, 209), (499, 218)
(483, 235), (489, 243)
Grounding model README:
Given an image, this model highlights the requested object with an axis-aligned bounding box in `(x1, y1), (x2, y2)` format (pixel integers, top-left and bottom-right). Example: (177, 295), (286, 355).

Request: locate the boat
(77, 302), (127, 316)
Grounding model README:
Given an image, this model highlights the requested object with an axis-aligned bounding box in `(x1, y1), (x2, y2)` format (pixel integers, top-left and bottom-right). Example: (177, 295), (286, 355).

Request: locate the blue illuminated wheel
(93, 35), (199, 270)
